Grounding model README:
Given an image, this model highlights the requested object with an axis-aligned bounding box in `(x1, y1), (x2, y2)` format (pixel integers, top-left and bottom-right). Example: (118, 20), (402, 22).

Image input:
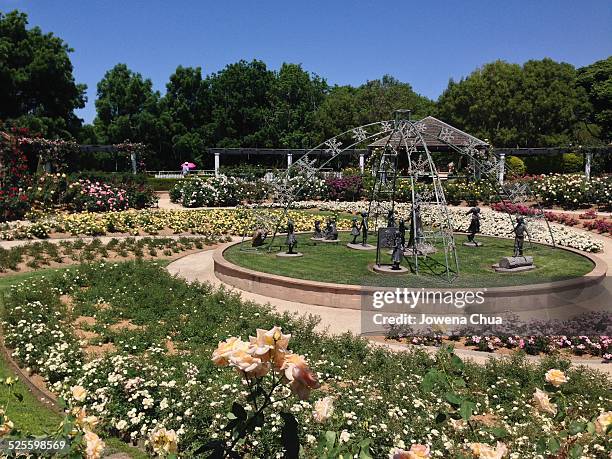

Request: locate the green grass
(224, 232), (594, 288)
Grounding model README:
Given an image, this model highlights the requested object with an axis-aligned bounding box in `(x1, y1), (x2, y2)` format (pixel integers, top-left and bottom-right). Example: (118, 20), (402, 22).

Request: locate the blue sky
(2, 0), (610, 123)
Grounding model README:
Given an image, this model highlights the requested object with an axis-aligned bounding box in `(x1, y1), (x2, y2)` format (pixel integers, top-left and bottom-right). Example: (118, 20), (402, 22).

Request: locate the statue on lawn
(391, 230), (404, 270)
(360, 211), (369, 246)
(350, 216), (360, 244)
(465, 207), (482, 245)
(251, 228), (268, 247)
(398, 218), (406, 247)
(510, 216), (530, 257)
(324, 218), (338, 240)
(285, 219), (298, 254)
(386, 209), (396, 228)
(313, 220), (323, 239)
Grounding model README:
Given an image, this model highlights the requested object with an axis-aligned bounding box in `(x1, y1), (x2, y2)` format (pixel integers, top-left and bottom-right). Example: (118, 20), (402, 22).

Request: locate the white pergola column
(498, 152), (506, 185)
(359, 152), (365, 173)
(287, 152), (293, 168)
(585, 151), (592, 181)
(214, 152), (220, 176)
(130, 152), (137, 174)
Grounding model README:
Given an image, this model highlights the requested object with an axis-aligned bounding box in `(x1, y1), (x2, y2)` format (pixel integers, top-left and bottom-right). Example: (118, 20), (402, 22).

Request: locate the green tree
(576, 56), (612, 143)
(354, 75), (435, 124)
(437, 59), (591, 147)
(0, 10), (86, 138)
(160, 66), (211, 165)
(269, 63), (327, 148)
(93, 63), (161, 144)
(311, 85), (361, 143)
(206, 60), (275, 147)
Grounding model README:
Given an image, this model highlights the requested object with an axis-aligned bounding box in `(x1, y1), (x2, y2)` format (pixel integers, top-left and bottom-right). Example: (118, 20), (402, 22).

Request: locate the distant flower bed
(27, 173), (158, 213)
(3, 261), (610, 457)
(531, 173), (612, 209)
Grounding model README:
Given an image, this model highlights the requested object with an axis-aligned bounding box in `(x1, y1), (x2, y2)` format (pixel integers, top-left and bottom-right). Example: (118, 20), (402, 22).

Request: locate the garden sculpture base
(405, 243), (437, 256)
(463, 241), (483, 247)
(346, 243), (376, 251)
(372, 264), (410, 274)
(310, 237), (324, 241)
(493, 256), (535, 272)
(276, 252), (304, 258)
(320, 239), (340, 244)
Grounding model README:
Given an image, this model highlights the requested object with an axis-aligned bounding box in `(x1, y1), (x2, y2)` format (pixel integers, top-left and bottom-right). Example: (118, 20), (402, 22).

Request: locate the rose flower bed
(2, 261), (610, 457)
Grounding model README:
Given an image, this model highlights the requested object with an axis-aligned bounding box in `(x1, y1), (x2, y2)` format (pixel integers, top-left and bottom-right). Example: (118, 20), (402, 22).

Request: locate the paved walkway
(166, 242), (612, 374)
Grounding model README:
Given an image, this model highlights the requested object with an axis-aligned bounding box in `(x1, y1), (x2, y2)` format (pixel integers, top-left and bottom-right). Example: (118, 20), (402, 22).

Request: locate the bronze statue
(313, 220), (323, 239)
(466, 207), (481, 244)
(324, 218), (338, 240)
(286, 219), (298, 254)
(251, 228), (267, 247)
(391, 230), (404, 270)
(360, 211), (369, 246)
(350, 216), (360, 244)
(386, 209), (396, 228)
(510, 216), (529, 256)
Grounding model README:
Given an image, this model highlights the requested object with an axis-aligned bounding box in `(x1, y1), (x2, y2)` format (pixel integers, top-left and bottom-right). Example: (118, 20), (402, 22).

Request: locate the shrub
(562, 153), (583, 173)
(325, 175), (363, 201)
(170, 175), (241, 207)
(506, 156), (526, 176)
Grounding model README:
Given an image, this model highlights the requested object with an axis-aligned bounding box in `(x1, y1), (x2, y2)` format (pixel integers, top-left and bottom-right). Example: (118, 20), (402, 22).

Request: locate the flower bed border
(214, 237), (607, 312)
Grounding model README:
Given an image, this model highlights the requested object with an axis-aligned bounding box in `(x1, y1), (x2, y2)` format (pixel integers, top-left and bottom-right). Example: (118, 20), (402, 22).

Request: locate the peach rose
(0, 410), (13, 437)
(389, 445), (430, 459)
(532, 388), (557, 416)
(468, 442), (508, 459)
(150, 427), (178, 455)
(595, 411), (612, 435)
(83, 430), (105, 459)
(282, 353), (320, 400)
(71, 385), (88, 403)
(313, 396), (334, 423)
(229, 350), (270, 378)
(545, 369), (568, 387)
(248, 326), (291, 360)
(211, 337), (248, 366)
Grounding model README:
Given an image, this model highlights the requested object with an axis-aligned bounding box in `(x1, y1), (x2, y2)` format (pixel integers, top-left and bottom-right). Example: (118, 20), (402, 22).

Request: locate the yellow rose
(248, 326), (291, 361)
(407, 444), (431, 459)
(211, 337), (247, 366)
(71, 385), (88, 403)
(468, 442), (508, 459)
(229, 350), (270, 378)
(545, 369), (568, 387)
(595, 411), (612, 435)
(532, 388), (557, 416)
(150, 427), (178, 455)
(83, 430), (105, 459)
(313, 396), (334, 423)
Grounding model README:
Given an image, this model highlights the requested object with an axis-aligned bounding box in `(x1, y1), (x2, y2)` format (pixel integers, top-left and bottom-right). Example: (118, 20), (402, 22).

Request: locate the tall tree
(577, 56), (612, 143)
(269, 63), (327, 148)
(354, 75), (435, 124)
(93, 63), (162, 144)
(160, 66), (211, 165)
(206, 60), (274, 147)
(437, 59), (590, 147)
(0, 10), (86, 138)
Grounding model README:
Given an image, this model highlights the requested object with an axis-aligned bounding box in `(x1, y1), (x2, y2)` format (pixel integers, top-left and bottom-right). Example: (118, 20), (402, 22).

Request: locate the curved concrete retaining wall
(214, 241), (608, 315)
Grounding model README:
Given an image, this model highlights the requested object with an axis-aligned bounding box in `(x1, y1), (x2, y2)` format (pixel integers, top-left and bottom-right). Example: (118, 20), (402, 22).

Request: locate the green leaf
(451, 354), (465, 370)
(325, 431), (337, 449)
(586, 422), (596, 434)
(445, 392), (462, 406)
(227, 412), (237, 420)
(459, 401), (476, 421)
(548, 437), (561, 453)
(453, 377), (467, 388)
(568, 421), (585, 435)
(487, 427), (509, 439)
(569, 444), (583, 459)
